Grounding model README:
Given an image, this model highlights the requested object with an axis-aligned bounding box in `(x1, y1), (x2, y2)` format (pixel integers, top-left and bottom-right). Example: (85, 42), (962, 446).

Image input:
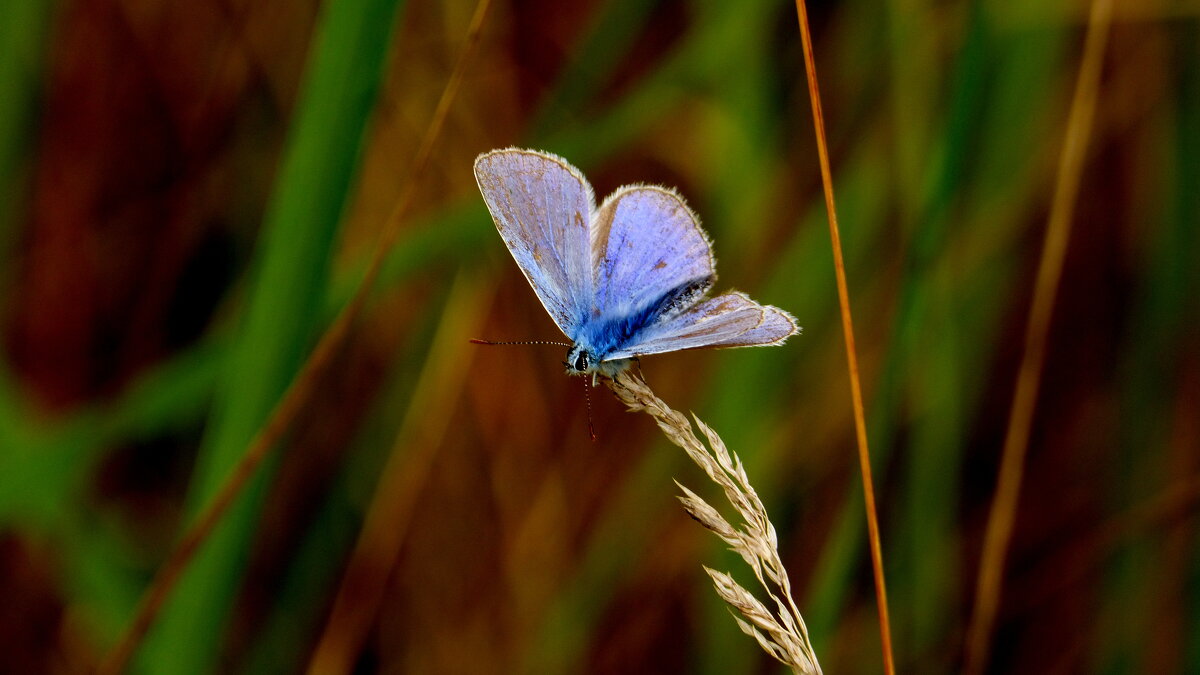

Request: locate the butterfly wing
(605, 292), (799, 359)
(474, 149), (595, 336)
(591, 186), (716, 324)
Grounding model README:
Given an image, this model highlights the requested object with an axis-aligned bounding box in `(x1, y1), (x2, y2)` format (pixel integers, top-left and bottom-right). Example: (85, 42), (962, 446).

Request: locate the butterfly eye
(573, 353), (590, 372)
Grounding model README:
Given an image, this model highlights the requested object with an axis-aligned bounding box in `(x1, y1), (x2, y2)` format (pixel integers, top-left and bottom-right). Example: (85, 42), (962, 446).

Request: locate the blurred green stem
(133, 0), (408, 672)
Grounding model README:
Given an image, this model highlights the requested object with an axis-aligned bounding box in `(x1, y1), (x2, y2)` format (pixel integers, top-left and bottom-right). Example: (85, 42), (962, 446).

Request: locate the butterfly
(474, 148), (798, 381)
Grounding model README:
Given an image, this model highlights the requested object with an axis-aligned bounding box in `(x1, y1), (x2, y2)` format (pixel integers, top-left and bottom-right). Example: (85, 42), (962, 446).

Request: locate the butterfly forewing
(591, 186), (716, 323)
(474, 149), (595, 335)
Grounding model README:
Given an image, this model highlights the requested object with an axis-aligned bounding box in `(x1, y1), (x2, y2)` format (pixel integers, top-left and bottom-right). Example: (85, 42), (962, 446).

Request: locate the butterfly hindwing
(474, 149), (595, 335)
(605, 292), (797, 359)
(720, 305), (798, 346)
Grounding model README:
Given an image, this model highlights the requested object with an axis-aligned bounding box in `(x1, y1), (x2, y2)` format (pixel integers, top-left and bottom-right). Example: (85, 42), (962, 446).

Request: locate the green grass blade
(0, 0), (54, 260)
(0, 0), (56, 442)
(136, 0), (408, 671)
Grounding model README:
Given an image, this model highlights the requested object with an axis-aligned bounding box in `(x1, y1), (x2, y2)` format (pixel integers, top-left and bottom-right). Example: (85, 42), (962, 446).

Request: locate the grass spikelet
(606, 371), (821, 675)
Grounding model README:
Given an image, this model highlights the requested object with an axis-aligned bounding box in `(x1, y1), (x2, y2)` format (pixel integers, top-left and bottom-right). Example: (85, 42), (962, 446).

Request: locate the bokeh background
(1, 0), (1198, 673)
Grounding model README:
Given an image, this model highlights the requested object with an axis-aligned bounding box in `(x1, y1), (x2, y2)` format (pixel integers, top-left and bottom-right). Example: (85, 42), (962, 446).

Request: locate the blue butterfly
(474, 148), (799, 381)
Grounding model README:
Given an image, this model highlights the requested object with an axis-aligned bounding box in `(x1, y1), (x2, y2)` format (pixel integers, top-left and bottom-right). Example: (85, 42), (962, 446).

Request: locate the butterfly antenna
(469, 338), (571, 347)
(582, 378), (597, 442)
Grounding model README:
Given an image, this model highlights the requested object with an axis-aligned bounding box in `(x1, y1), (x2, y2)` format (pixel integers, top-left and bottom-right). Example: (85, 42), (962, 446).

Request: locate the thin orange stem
(792, 2), (895, 674)
(95, 0), (492, 672)
(963, 0), (1114, 672)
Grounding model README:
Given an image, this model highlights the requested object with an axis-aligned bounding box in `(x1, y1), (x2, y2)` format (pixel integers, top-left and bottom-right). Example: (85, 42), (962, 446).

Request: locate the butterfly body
(474, 149), (798, 380)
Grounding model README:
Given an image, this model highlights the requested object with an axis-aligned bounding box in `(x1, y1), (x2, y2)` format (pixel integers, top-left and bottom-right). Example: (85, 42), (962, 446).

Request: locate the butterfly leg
(632, 357), (647, 385)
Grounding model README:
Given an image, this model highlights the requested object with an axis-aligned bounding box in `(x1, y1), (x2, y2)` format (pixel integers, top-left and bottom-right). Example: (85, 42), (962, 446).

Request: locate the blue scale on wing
(608, 292), (793, 359)
(576, 275), (715, 359)
(589, 186), (716, 328)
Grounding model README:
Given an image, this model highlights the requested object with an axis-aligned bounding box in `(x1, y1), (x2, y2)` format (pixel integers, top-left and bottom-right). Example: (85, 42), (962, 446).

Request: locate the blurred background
(1, 0), (1198, 672)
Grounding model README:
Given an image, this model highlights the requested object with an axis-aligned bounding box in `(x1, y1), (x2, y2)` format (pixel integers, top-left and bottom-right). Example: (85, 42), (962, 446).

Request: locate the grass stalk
(606, 372), (821, 674)
(792, 1), (895, 672)
(963, 0), (1115, 671)
(95, 0), (492, 671)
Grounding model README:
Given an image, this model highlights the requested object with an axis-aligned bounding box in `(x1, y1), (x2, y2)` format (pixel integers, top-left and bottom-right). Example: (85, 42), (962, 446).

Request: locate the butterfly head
(564, 342), (633, 381)
(564, 343), (595, 375)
